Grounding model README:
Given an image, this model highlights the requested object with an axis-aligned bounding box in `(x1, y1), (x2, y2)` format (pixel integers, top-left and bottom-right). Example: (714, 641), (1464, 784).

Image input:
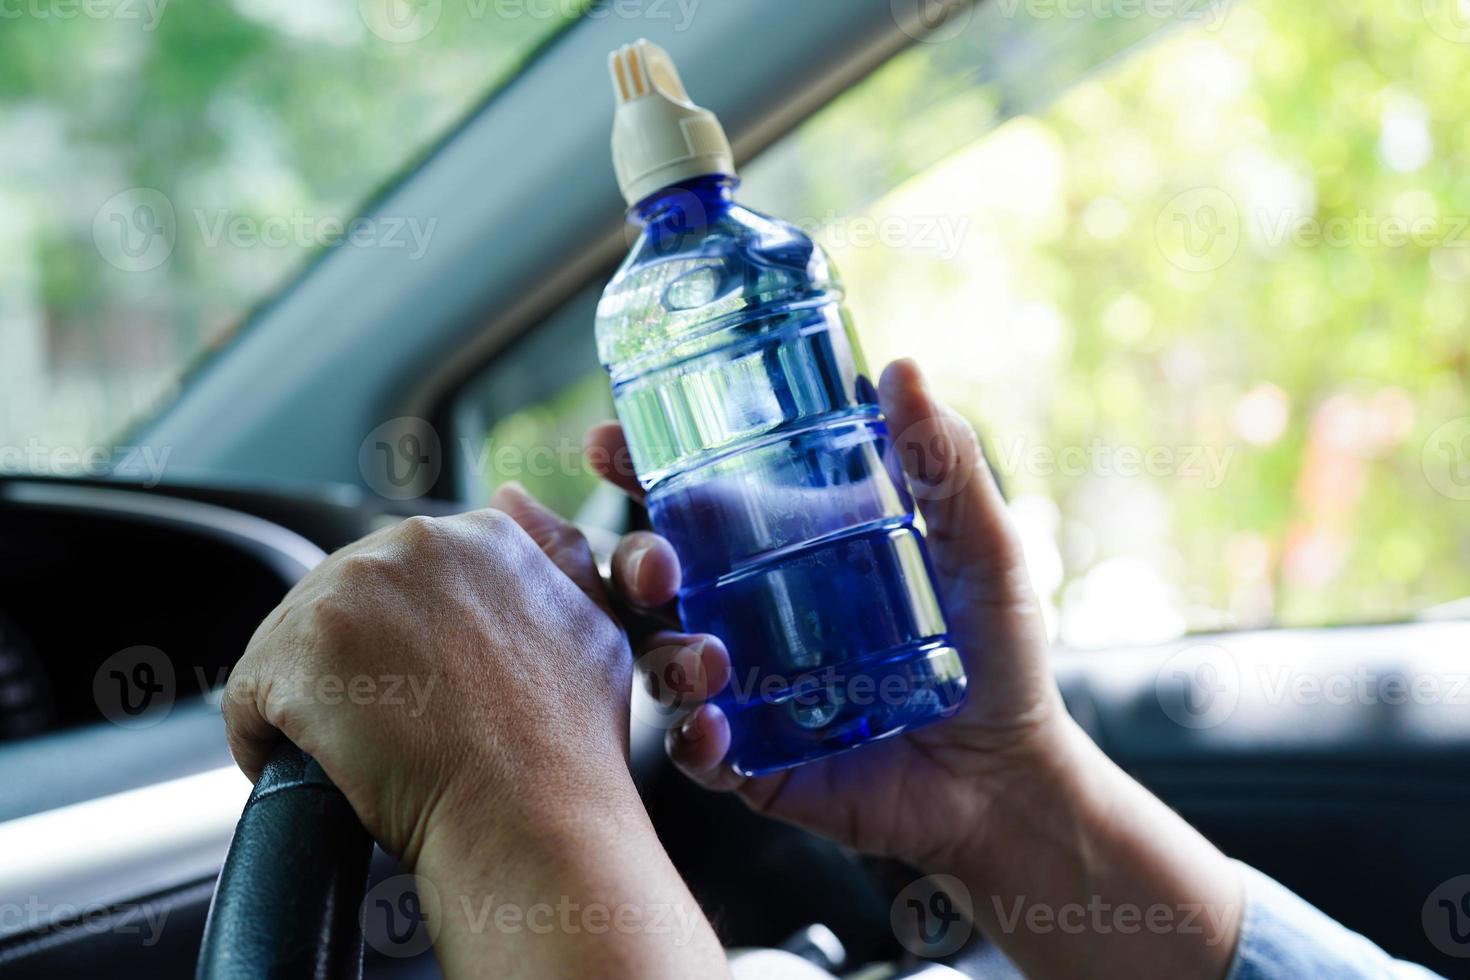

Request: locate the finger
(611, 531), (681, 610)
(665, 703), (749, 793)
(880, 359), (1029, 603)
(490, 483), (610, 614)
(585, 422), (645, 503)
(635, 631), (730, 708)
(221, 654), (281, 784)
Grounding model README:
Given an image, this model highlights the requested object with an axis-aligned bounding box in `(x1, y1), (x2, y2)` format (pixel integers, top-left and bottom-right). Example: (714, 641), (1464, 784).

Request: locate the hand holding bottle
(590, 358), (1059, 870)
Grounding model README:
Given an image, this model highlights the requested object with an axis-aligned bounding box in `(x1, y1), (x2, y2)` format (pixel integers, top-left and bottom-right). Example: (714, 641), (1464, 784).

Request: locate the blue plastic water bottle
(597, 40), (967, 776)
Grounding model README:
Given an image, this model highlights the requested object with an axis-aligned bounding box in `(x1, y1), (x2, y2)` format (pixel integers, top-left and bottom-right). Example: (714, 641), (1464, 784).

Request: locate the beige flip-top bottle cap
(609, 39), (736, 207)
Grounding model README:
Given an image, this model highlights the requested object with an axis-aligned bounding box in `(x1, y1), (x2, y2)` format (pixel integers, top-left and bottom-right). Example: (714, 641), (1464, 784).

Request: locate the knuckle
(548, 522), (590, 558)
(424, 510), (516, 560)
(396, 514), (446, 550)
(614, 531), (656, 574)
(594, 611), (626, 651)
(223, 667), (260, 712)
(257, 673), (304, 734)
(336, 550), (395, 586)
(591, 615), (632, 679)
(462, 507), (516, 541)
(464, 508), (537, 564)
(303, 594), (362, 644)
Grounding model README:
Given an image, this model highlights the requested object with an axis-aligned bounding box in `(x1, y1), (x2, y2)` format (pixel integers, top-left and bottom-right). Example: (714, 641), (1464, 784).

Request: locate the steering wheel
(196, 741), (376, 980)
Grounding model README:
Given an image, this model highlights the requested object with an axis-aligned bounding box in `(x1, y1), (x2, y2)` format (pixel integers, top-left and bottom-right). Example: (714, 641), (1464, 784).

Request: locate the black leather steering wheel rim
(196, 741), (376, 980)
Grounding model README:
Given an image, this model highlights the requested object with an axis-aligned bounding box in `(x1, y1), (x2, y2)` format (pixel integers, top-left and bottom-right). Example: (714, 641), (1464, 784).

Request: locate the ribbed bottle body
(597, 178), (966, 775)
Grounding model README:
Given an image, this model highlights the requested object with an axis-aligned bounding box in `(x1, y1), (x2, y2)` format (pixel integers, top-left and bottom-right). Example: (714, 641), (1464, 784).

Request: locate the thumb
(879, 358), (1029, 603)
(879, 359), (1056, 731)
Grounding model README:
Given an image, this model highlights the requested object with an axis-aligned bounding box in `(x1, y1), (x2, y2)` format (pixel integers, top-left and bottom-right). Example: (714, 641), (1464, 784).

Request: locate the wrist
(934, 713), (1099, 888)
(414, 768), (728, 979)
(415, 751), (648, 876)
(936, 717), (1245, 979)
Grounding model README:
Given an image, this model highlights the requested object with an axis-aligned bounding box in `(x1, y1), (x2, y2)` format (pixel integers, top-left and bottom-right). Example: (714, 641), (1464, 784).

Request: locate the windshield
(0, 0), (587, 470)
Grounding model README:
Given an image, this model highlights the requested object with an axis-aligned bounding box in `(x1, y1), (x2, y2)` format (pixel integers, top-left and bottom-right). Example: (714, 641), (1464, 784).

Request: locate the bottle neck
(630, 174), (739, 228)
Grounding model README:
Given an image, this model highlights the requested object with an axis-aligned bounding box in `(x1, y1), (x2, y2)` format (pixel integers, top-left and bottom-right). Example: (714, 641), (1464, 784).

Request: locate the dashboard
(0, 479), (366, 740)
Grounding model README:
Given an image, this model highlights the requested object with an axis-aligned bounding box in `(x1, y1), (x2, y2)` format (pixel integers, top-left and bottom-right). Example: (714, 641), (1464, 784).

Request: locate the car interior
(1, 0), (1468, 976)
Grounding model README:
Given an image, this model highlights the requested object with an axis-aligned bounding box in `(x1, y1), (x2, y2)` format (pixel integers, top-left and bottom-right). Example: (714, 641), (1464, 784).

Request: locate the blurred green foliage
(0, 0), (583, 440)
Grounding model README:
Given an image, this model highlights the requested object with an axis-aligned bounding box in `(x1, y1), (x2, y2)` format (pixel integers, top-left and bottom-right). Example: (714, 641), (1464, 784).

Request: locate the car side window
(452, 285), (613, 523)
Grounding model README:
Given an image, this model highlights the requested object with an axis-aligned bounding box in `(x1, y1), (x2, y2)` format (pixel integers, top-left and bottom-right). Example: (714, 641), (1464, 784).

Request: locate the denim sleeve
(1227, 861), (1443, 980)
